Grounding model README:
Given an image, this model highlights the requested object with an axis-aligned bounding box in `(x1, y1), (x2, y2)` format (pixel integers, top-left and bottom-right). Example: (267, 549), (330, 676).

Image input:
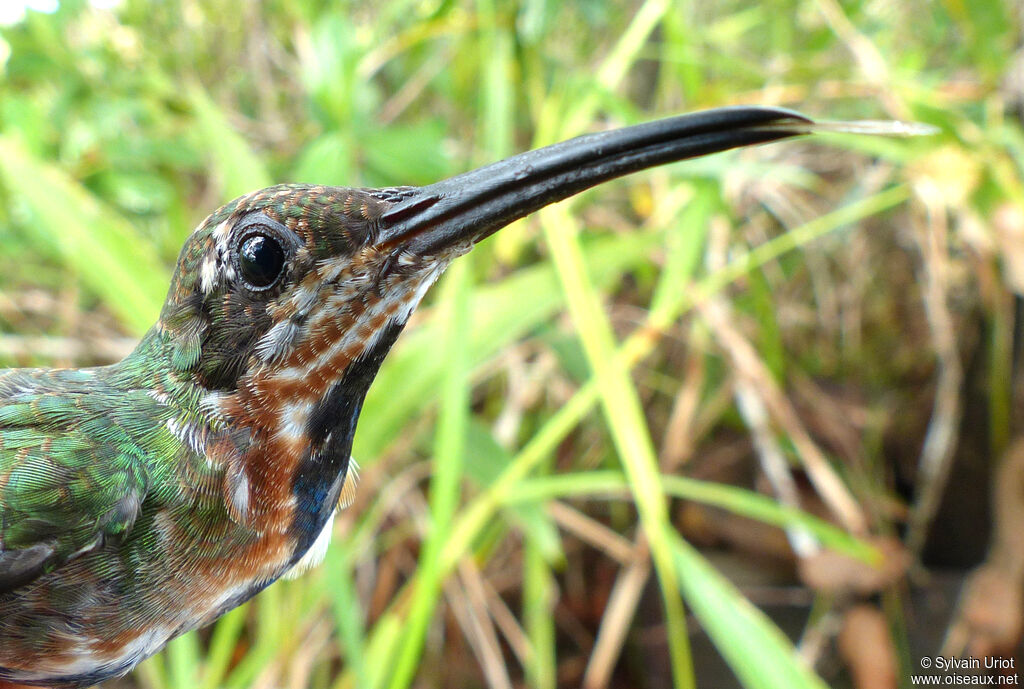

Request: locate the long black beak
(376, 105), (816, 255)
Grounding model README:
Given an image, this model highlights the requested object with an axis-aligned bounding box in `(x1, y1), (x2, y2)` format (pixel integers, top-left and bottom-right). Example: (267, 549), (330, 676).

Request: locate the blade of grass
(357, 613), (404, 689)
(540, 201), (695, 689)
(502, 471), (878, 563)
(523, 536), (557, 689)
(385, 258), (473, 689)
(0, 137), (170, 334)
(650, 180), (716, 316)
(165, 631), (201, 689)
(223, 582), (284, 689)
(669, 533), (829, 689)
(746, 267), (787, 380)
(197, 605), (248, 689)
(327, 549), (369, 689)
(187, 85), (273, 202)
(463, 421), (565, 563)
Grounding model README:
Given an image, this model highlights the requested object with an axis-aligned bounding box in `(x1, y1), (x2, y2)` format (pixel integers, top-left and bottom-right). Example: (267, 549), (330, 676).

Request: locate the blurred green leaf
(671, 533), (829, 689)
(0, 135), (169, 333)
(291, 131), (356, 186)
(362, 119), (451, 187)
(188, 85), (272, 201)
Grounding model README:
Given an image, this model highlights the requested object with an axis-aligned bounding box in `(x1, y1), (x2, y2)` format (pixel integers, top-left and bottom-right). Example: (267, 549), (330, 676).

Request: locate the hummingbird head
(148, 106), (816, 557)
(159, 184), (455, 395)
(154, 184), (458, 547)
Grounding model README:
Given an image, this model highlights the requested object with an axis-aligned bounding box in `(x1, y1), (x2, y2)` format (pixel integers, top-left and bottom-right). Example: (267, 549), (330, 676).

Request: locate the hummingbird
(0, 106), (910, 687)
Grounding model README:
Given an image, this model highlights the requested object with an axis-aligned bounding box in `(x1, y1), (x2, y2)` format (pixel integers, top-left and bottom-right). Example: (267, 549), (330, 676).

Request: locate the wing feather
(0, 369), (150, 593)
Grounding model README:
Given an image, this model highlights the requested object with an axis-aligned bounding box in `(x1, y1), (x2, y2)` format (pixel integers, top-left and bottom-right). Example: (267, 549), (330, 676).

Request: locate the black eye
(239, 233), (285, 289)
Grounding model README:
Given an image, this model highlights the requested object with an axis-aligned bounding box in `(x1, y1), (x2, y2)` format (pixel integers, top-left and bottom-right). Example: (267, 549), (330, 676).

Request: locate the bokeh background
(0, 0), (1020, 687)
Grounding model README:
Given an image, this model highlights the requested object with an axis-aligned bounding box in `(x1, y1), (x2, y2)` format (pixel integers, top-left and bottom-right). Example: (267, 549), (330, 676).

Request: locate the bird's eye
(238, 233), (286, 289)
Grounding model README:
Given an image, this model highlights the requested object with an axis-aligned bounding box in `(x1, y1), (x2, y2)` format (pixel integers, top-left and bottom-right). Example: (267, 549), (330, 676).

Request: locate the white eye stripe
(200, 256), (219, 294)
(255, 319), (302, 363)
(199, 213), (305, 295)
(196, 216), (238, 295)
(212, 219), (232, 241)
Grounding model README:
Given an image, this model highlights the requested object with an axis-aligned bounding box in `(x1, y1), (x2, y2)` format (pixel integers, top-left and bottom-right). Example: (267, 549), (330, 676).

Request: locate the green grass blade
(503, 471), (877, 563)
(524, 537), (557, 689)
(198, 605), (248, 689)
(165, 631), (201, 689)
(385, 259), (472, 689)
(670, 533), (829, 689)
(187, 86), (273, 202)
(0, 137), (170, 334)
(223, 583), (284, 689)
(328, 549), (369, 689)
(540, 201), (695, 689)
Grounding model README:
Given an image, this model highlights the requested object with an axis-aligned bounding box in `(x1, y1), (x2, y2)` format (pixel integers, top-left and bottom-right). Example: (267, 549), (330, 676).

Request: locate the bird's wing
(0, 368), (152, 593)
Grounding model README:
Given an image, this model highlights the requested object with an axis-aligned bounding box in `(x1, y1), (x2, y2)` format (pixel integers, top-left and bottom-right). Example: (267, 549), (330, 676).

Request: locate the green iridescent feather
(0, 350), (212, 589)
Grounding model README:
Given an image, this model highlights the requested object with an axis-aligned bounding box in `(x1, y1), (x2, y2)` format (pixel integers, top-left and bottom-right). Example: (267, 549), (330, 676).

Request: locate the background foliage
(0, 0), (1020, 687)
